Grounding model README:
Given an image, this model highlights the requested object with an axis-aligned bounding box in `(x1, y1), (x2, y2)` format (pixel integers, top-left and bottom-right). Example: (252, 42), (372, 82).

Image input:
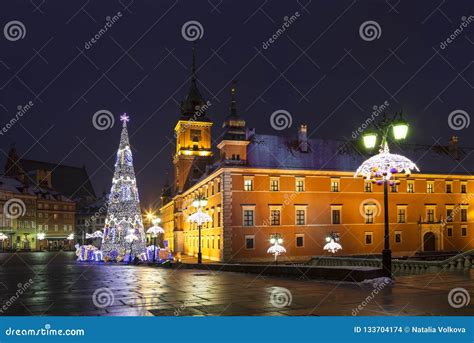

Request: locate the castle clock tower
(173, 48), (213, 193)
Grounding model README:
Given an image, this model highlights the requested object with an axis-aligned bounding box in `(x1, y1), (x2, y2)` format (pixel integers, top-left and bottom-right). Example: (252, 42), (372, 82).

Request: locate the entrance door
(423, 232), (436, 251)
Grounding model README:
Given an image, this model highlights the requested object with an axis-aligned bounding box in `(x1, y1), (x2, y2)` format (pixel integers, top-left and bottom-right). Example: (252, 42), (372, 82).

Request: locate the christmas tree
(101, 114), (147, 262)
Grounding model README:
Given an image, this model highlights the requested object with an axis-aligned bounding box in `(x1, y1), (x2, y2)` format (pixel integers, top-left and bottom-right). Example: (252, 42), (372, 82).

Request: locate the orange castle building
(159, 52), (474, 263)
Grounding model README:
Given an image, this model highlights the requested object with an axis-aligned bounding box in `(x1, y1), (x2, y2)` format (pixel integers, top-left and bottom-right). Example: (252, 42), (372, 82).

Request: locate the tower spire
(230, 80), (237, 117)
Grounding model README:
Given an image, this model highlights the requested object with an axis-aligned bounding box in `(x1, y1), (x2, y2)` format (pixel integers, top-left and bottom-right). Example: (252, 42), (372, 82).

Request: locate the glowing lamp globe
(37, 233), (46, 240)
(362, 131), (377, 149)
(270, 238), (276, 244)
(277, 238), (283, 244)
(392, 119), (409, 140)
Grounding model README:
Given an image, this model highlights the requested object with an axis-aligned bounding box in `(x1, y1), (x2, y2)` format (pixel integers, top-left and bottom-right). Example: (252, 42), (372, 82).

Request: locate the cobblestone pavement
(0, 252), (472, 316)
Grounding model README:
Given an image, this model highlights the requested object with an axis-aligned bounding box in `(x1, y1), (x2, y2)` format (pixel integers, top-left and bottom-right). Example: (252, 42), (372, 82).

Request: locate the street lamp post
(355, 113), (418, 278)
(37, 233), (46, 252)
(267, 234), (286, 265)
(187, 196), (212, 265)
(0, 233), (7, 252)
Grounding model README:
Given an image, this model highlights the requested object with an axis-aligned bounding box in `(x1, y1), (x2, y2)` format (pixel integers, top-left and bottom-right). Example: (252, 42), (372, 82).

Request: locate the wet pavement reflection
(0, 252), (472, 316)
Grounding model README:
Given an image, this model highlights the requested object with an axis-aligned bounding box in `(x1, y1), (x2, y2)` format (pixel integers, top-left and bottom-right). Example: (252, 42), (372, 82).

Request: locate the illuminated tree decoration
(101, 114), (147, 262)
(355, 142), (419, 185)
(323, 238), (342, 254)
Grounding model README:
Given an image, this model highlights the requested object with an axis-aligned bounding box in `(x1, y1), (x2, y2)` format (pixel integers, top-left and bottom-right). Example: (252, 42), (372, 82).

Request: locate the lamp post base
(197, 252), (202, 264)
(382, 248), (392, 278)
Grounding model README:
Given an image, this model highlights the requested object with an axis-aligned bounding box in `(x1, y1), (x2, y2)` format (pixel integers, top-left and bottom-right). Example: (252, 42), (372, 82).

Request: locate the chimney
(449, 136), (459, 160)
(298, 124), (308, 152)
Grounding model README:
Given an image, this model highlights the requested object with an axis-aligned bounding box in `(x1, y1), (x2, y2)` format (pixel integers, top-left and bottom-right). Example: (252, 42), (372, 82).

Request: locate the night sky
(0, 0), (472, 208)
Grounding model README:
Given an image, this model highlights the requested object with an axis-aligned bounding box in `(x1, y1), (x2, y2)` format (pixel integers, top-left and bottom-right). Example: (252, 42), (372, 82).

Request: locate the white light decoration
(86, 231), (104, 239)
(324, 238), (342, 254)
(355, 142), (419, 184)
(67, 233), (74, 240)
(187, 208), (212, 226)
(101, 114), (147, 262)
(146, 225), (164, 236)
(37, 232), (46, 241)
(267, 243), (286, 256)
(0, 233), (8, 240)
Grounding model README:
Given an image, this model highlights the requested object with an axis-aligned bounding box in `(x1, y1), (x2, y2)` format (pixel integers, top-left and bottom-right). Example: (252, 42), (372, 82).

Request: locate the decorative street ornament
(86, 230), (104, 239)
(146, 225), (164, 236)
(267, 235), (286, 264)
(324, 238), (342, 254)
(187, 208), (212, 226)
(355, 142), (419, 184)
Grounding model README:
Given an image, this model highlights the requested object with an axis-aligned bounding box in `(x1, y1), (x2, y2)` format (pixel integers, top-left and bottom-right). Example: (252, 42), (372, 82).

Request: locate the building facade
(159, 52), (474, 263)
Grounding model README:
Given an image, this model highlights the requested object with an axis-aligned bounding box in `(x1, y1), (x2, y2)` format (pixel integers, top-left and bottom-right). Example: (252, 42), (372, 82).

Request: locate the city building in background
(159, 51), (474, 263)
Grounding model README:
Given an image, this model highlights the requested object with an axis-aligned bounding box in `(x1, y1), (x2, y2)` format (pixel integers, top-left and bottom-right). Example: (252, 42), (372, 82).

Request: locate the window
(461, 226), (467, 237)
(397, 206), (406, 223)
(331, 207), (341, 224)
(427, 182), (434, 193)
(461, 182), (467, 193)
(245, 235), (255, 249)
(243, 208), (254, 227)
(217, 179), (221, 193)
(391, 184), (398, 193)
(426, 208), (435, 223)
(331, 179), (340, 192)
(270, 178), (280, 191)
(270, 209), (281, 226)
(217, 207), (221, 227)
(218, 236), (221, 249)
(296, 234), (304, 248)
(295, 209), (305, 225)
(364, 206), (375, 224)
(244, 177), (253, 191)
(446, 182), (452, 193)
(365, 232), (373, 245)
(407, 181), (414, 193)
(446, 208), (453, 222)
(54, 225), (58, 231)
(395, 231), (402, 244)
(461, 208), (468, 222)
(53, 213), (58, 220)
(447, 227), (453, 237)
(364, 181), (372, 192)
(295, 178), (305, 192)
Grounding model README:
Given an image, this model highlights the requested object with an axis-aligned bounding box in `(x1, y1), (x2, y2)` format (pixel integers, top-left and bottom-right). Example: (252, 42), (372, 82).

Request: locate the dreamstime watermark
(262, 11), (301, 50)
(84, 12), (123, 50)
(3, 20), (26, 41)
(441, 193), (474, 226)
(447, 109), (470, 131)
(92, 109), (115, 130)
(174, 101), (212, 138)
(181, 20), (204, 41)
(261, 192), (297, 226)
(447, 287), (470, 308)
(0, 101), (34, 135)
(3, 198), (26, 219)
(92, 287), (114, 308)
(351, 101), (389, 139)
(358, 198), (382, 220)
(270, 109), (292, 131)
(269, 287), (292, 308)
(5, 324), (85, 337)
(0, 279), (34, 314)
(359, 20), (382, 41)
(352, 278), (391, 315)
(440, 16), (474, 50)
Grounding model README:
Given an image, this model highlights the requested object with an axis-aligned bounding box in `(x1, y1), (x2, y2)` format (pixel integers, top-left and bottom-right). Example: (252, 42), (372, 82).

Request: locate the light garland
(355, 142), (419, 184)
(267, 243), (286, 256)
(101, 114), (146, 262)
(86, 230), (104, 239)
(146, 225), (165, 236)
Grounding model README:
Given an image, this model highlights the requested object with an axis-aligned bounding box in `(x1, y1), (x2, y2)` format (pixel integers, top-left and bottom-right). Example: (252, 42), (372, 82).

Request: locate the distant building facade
(159, 50), (474, 263)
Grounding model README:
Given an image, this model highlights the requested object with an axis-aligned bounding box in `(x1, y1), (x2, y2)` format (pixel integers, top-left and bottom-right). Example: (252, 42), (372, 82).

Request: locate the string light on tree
(101, 114), (147, 262)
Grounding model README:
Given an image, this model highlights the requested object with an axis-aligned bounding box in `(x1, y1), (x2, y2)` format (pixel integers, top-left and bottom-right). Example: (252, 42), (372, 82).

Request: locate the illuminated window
(244, 177), (253, 191)
(331, 179), (340, 192)
(397, 206), (406, 223)
(243, 208), (254, 226)
(427, 181), (434, 193)
(270, 177), (280, 191)
(364, 181), (372, 192)
(295, 178), (305, 192)
(407, 181), (414, 193)
(270, 210), (281, 226)
(295, 208), (305, 225)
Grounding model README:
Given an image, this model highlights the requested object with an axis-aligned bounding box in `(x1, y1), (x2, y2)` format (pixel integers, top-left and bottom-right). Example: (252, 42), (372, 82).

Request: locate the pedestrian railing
(310, 249), (474, 274)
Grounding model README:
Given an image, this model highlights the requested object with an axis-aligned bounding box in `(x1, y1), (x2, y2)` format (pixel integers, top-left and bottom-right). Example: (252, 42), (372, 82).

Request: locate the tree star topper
(120, 113), (130, 126)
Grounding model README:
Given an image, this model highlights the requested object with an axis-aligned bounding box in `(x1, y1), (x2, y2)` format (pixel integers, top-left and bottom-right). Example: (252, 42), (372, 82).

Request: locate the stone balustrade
(310, 249), (474, 274)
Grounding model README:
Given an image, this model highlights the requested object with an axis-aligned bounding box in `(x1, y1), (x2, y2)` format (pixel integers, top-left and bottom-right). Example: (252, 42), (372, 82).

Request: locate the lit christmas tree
(101, 114), (147, 262)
